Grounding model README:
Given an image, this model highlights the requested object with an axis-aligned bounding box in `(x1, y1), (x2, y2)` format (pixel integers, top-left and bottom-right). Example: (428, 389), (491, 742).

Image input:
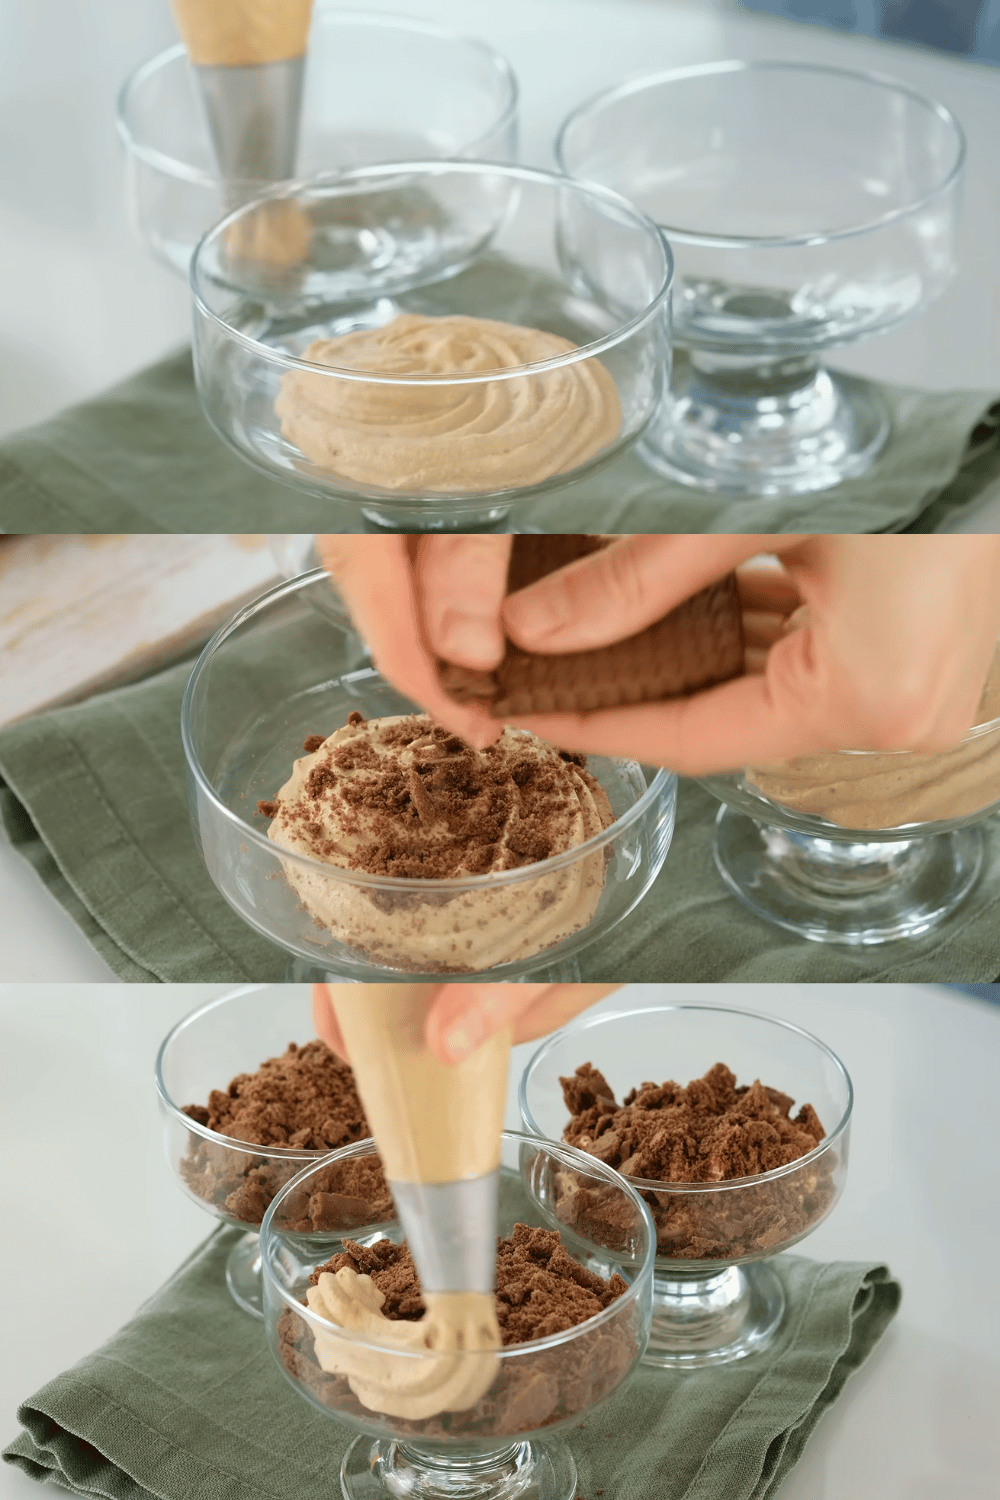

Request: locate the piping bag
(169, 1), (314, 265)
(306, 986), (508, 1419)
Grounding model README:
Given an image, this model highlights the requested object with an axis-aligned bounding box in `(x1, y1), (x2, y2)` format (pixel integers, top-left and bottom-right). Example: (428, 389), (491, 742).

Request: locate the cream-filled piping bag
(307, 985), (508, 1418)
(169, 1), (312, 191)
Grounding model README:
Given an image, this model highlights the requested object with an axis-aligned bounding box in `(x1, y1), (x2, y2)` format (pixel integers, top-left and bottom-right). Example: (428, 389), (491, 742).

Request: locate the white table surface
(2, 981), (998, 1498)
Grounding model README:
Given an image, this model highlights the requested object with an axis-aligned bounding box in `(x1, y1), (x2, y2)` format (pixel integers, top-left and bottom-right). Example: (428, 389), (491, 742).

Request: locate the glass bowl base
(713, 805), (985, 944)
(285, 954), (583, 984)
(225, 1231), (264, 1319)
(341, 1437), (577, 1500)
(360, 508), (546, 535)
(645, 1262), (785, 1369)
(638, 365), (890, 497)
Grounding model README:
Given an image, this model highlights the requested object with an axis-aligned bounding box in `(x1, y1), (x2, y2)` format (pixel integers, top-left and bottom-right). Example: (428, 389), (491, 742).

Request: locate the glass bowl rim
(188, 158), (675, 386)
(154, 981), (368, 1160)
(114, 10), (520, 190)
(180, 567), (675, 894)
(259, 1127), (658, 1359)
(518, 1001), (853, 1193)
(555, 57), (967, 251)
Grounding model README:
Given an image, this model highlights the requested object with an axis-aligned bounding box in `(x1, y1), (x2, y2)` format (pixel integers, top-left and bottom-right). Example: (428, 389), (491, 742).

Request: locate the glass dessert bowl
(556, 60), (965, 497)
(520, 1004), (852, 1368)
(190, 160), (673, 532)
(155, 983), (385, 1317)
(116, 9), (519, 276)
(698, 661), (1000, 944)
(181, 569), (678, 982)
(261, 1131), (655, 1500)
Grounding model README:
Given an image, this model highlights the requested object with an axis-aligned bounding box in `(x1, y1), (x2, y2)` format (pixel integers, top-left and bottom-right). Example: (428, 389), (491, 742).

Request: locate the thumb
(503, 534), (808, 654)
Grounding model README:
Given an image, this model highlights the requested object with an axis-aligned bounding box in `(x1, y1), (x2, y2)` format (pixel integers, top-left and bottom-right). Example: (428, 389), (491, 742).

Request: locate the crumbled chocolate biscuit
(179, 1041), (380, 1226)
(278, 1223), (638, 1437)
(558, 1061), (834, 1260)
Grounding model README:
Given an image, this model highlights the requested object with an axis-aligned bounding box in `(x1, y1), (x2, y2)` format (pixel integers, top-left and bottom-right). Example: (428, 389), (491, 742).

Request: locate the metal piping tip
(194, 55), (305, 199)
(390, 1171), (500, 1296)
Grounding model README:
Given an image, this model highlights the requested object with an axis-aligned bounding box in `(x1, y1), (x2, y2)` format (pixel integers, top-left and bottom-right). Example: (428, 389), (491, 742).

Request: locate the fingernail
(440, 614), (501, 668)
(504, 584), (568, 644)
(444, 1015), (485, 1063)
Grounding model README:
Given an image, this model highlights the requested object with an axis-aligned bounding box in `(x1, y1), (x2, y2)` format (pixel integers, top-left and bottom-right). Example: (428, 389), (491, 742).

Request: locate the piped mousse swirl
(274, 312), (623, 493)
(257, 713), (615, 972)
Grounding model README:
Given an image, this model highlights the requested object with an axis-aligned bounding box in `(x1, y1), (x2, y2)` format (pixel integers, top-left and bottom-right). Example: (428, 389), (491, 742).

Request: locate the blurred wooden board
(0, 534), (282, 727)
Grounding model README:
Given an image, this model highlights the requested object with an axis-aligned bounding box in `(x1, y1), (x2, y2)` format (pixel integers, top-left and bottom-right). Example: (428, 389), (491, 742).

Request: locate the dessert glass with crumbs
(261, 1131), (656, 1500)
(520, 1004), (853, 1367)
(181, 569), (678, 982)
(155, 983), (371, 1318)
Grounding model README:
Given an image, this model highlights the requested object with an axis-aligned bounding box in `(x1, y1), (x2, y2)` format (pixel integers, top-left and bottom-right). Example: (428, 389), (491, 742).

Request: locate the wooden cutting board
(0, 534), (283, 728)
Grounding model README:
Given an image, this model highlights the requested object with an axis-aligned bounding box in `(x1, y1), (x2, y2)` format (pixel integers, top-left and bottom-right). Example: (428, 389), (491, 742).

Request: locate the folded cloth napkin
(3, 1225), (901, 1500)
(2, 625), (1000, 982)
(0, 345), (994, 534)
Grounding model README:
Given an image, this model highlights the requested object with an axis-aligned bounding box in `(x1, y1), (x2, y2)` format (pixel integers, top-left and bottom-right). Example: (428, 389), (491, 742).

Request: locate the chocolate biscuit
(437, 536), (744, 715)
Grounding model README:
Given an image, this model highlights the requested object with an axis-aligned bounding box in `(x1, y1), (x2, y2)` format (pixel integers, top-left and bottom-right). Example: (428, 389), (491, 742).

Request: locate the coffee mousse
(274, 312), (622, 494)
(256, 712), (615, 972)
(747, 644), (1000, 830)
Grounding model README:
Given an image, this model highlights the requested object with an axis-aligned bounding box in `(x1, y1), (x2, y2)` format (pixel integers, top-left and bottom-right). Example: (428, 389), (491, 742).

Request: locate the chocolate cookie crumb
(279, 1222), (638, 1437)
(256, 799), (279, 818)
(559, 1061), (833, 1260)
(179, 1040), (377, 1225)
(303, 735), (326, 753)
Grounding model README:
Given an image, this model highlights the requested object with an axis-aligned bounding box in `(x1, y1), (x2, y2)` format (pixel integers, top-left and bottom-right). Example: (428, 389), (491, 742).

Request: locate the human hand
(316, 535), (511, 747)
(498, 534), (1000, 775)
(312, 983), (619, 1064)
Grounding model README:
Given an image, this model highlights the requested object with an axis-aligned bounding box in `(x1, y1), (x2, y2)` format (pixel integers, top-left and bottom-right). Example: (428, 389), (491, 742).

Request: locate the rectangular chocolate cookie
(437, 535), (744, 716)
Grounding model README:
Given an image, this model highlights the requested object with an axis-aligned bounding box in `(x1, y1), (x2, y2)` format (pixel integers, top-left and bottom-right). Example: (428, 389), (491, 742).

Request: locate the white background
(1, 981), (998, 1498)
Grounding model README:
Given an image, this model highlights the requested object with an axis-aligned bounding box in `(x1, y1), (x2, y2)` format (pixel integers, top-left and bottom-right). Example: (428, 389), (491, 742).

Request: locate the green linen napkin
(0, 346), (994, 534)
(2, 624), (999, 983)
(3, 1225), (901, 1500)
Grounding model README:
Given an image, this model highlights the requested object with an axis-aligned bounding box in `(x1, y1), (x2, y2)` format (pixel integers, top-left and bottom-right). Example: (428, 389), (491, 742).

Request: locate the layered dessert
(274, 312), (622, 492)
(179, 1040), (390, 1226)
(256, 712), (615, 971)
(557, 1061), (833, 1260)
(279, 1223), (637, 1434)
(746, 644), (1000, 830)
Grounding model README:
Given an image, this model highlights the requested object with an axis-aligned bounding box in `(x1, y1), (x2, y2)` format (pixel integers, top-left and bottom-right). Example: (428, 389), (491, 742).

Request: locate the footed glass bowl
(116, 9), (518, 276)
(154, 983), (386, 1318)
(557, 60), (964, 497)
(698, 703), (1000, 944)
(520, 1004), (852, 1368)
(190, 160), (673, 532)
(261, 1131), (655, 1500)
(181, 570), (677, 982)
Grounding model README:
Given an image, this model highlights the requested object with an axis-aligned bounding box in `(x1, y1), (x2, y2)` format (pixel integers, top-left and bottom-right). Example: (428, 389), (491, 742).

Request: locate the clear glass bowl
(556, 59), (965, 497)
(261, 1131), (655, 1500)
(115, 9), (519, 276)
(154, 982), (388, 1318)
(181, 569), (678, 981)
(190, 160), (673, 531)
(698, 703), (1000, 944)
(520, 1004), (852, 1368)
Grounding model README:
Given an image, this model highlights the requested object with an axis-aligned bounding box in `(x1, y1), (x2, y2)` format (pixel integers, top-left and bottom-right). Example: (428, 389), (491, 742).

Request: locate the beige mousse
(274, 312), (623, 493)
(748, 646), (1000, 829)
(263, 714), (614, 971)
(303, 985), (507, 1418)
